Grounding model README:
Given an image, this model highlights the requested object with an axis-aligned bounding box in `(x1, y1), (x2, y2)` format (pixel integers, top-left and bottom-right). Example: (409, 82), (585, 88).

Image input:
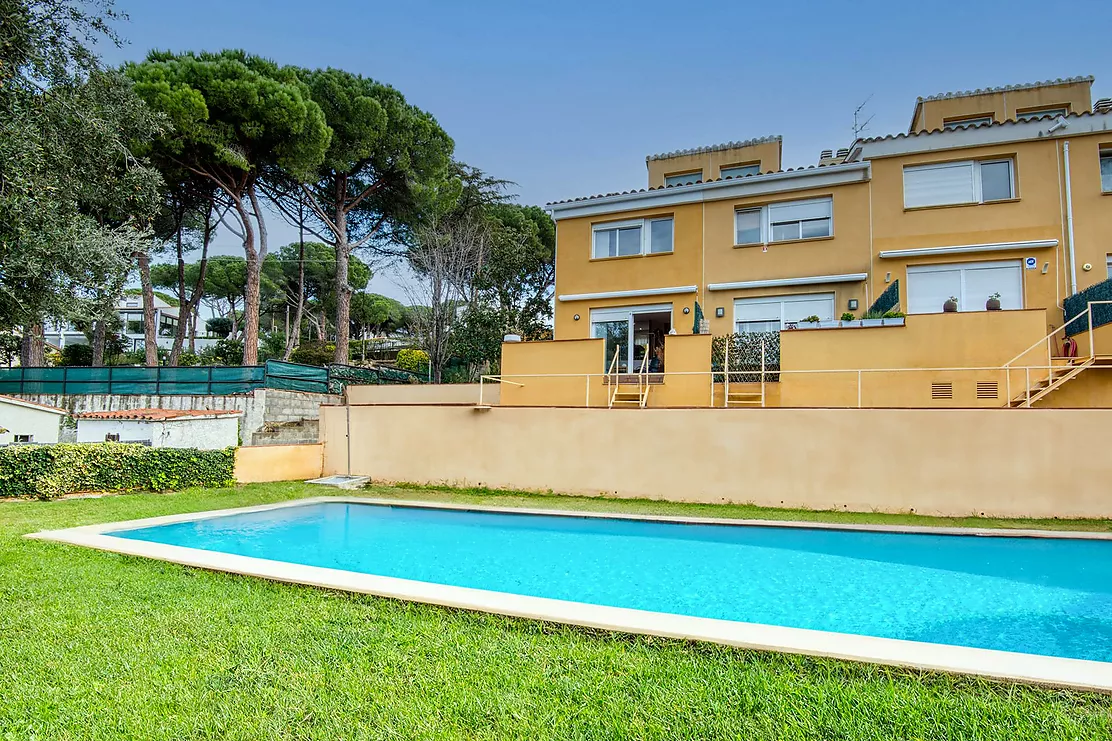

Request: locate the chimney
(1095, 98), (1112, 114)
(836, 148), (850, 158)
(820, 149), (833, 160)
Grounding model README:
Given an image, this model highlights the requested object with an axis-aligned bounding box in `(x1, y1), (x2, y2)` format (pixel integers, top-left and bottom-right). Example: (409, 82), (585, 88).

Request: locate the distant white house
(74, 409), (242, 450)
(44, 294), (220, 353)
(0, 395), (67, 445)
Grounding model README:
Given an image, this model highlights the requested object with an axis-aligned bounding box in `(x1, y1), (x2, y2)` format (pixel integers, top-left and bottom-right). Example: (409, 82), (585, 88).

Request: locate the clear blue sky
(103, 0), (1112, 298)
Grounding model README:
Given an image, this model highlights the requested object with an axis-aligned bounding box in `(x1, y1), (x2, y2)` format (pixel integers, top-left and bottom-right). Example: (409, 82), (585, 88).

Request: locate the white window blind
(904, 162), (976, 207)
(734, 197), (833, 245)
(720, 164), (760, 179)
(733, 293), (835, 332)
(1101, 151), (1112, 193)
(903, 160), (1013, 208)
(768, 199), (832, 223)
(906, 260), (1022, 314)
(665, 171), (701, 187)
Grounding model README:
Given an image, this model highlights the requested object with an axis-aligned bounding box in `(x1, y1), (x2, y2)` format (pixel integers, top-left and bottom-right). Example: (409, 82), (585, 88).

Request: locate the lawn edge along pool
(26, 496), (1112, 693)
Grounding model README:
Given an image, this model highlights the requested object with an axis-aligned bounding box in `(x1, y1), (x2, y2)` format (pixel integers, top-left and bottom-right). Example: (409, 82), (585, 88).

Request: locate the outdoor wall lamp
(1083, 263), (1093, 272)
(715, 307), (725, 318)
(848, 299), (859, 311)
(884, 272), (892, 283)
(1042, 262), (1050, 275)
(682, 307), (690, 314)
(573, 314), (580, 321)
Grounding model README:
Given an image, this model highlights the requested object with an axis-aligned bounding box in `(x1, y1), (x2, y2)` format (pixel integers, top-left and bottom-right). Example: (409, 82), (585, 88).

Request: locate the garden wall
(346, 383), (497, 405)
(321, 404), (1112, 519)
(13, 388), (339, 444)
(235, 443), (323, 483)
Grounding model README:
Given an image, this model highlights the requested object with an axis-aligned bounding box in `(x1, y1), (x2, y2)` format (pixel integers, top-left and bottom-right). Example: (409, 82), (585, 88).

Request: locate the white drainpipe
(1063, 140), (1078, 296)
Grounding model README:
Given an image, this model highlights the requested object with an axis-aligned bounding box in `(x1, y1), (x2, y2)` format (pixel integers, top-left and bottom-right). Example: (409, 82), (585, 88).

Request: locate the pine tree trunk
(137, 251), (159, 367)
(241, 186), (268, 366)
(91, 321), (106, 367)
(20, 323), (44, 366)
(332, 183), (351, 365)
(282, 201), (307, 361)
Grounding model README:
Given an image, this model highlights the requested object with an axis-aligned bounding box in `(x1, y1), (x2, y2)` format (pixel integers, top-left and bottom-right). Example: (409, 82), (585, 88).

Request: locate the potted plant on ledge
(840, 312), (861, 328)
(882, 310), (906, 326)
(943, 296), (959, 313)
(798, 315), (821, 329)
(986, 292), (1002, 311)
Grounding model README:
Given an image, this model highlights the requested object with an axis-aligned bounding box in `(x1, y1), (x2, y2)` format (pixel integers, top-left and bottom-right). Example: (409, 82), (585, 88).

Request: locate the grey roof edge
(546, 160), (868, 208)
(916, 76), (1094, 105)
(856, 108), (1112, 148)
(646, 135), (782, 162)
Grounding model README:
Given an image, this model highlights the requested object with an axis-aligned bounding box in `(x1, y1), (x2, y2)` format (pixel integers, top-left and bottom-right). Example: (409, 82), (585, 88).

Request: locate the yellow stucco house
(499, 76), (1112, 409)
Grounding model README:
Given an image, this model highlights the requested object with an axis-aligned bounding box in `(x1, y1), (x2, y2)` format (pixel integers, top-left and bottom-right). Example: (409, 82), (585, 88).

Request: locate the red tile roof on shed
(73, 408), (242, 421)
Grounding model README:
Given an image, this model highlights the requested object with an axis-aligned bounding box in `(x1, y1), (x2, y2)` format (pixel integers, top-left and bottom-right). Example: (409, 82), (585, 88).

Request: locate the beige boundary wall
(236, 443), (323, 483)
(321, 404), (1112, 519)
(346, 383), (497, 405)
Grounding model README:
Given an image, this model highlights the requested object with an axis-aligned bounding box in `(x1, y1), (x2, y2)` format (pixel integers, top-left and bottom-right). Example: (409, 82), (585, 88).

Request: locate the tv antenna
(853, 95), (875, 139)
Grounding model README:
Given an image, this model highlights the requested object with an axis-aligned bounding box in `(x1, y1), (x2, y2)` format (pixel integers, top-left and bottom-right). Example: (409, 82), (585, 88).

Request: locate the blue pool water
(110, 503), (1112, 662)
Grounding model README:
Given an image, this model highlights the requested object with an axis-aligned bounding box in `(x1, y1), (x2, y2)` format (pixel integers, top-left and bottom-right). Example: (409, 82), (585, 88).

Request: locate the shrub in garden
(395, 348), (429, 374)
(0, 444), (237, 499)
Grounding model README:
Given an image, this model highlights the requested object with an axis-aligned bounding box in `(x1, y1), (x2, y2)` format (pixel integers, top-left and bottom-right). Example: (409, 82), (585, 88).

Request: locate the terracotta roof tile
(0, 394), (67, 414)
(861, 109), (1110, 145)
(73, 408), (242, 421)
(546, 161), (859, 207)
(645, 135), (781, 162)
(916, 76), (1094, 104)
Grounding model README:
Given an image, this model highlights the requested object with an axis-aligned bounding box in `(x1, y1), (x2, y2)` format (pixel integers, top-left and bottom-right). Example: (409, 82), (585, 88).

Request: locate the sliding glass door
(590, 304), (672, 371)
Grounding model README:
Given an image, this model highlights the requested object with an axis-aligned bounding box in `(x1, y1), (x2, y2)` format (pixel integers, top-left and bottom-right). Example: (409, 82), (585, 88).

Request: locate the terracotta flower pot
(943, 300), (958, 313)
(986, 298), (1001, 311)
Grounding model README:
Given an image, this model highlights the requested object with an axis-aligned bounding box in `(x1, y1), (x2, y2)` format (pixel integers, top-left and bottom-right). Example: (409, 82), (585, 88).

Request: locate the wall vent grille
(931, 382), (954, 400)
(976, 381), (999, 399)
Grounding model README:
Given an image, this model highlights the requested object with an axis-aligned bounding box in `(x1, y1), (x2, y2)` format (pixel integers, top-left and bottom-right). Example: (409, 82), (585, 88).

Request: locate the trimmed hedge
(1063, 278), (1112, 336)
(868, 279), (900, 315)
(0, 444), (237, 500)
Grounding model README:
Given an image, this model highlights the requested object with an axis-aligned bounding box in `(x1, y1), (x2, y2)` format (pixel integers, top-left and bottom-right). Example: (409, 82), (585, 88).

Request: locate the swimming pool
(30, 498), (1112, 690)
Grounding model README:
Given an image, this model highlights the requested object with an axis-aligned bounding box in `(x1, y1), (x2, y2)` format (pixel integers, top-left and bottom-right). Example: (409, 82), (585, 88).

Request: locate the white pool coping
(25, 496), (1112, 693)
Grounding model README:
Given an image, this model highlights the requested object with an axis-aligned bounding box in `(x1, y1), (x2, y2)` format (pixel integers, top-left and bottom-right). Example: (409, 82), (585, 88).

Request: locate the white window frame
(1106, 255), (1112, 281)
(734, 197), (833, 246)
(732, 292), (835, 333)
(591, 217), (673, 259)
(720, 163), (761, 179)
(943, 115), (993, 130)
(664, 171), (702, 187)
(13, 434), (33, 444)
(903, 159), (1015, 208)
(1016, 107), (1067, 122)
(906, 259), (1024, 314)
(590, 304), (673, 369)
(1101, 150), (1112, 194)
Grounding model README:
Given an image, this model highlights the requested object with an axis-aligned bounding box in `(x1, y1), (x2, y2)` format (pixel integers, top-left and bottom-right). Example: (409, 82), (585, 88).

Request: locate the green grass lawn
(2, 482), (1111, 740)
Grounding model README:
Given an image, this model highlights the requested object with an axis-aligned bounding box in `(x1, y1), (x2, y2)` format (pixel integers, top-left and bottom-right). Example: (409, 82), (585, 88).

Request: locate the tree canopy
(126, 49), (331, 364)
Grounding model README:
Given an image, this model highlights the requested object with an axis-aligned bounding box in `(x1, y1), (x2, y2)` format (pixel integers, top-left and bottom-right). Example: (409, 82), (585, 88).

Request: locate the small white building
(74, 409), (242, 450)
(0, 395), (67, 445)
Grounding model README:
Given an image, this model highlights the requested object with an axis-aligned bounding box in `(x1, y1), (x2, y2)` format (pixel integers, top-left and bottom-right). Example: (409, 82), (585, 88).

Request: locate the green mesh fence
(868, 280), (900, 315)
(328, 363), (421, 387)
(1063, 278), (1112, 336)
(263, 360), (330, 394)
(0, 366), (264, 395)
(710, 332), (780, 383)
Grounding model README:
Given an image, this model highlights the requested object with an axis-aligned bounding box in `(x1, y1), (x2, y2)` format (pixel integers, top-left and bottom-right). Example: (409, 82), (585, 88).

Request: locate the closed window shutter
(963, 264), (1022, 309)
(782, 296), (835, 323)
(904, 163), (975, 207)
(907, 268), (962, 314)
(768, 198), (832, 223)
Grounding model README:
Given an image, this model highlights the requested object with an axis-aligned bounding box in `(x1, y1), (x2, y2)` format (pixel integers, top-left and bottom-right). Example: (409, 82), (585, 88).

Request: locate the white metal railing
(480, 363), (1111, 409)
(1000, 300), (1112, 404)
(606, 344), (621, 408)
